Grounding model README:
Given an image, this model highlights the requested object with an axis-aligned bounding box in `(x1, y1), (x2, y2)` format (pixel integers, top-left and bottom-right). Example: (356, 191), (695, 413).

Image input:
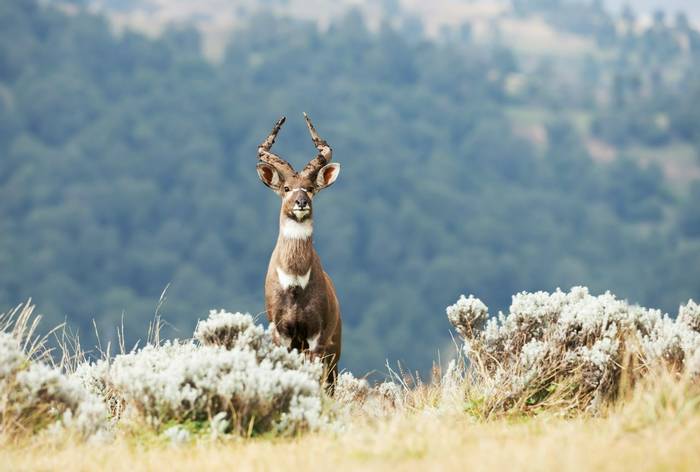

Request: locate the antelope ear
(257, 162), (283, 191)
(316, 163), (341, 189)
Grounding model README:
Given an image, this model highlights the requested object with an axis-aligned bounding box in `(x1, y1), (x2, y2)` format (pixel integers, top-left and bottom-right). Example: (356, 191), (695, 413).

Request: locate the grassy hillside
(3, 406), (699, 471)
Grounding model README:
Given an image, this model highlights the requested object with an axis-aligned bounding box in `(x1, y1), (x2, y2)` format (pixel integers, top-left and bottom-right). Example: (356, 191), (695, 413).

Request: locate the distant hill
(602, 1), (700, 20)
(76, 0), (700, 61)
(4, 0), (699, 375)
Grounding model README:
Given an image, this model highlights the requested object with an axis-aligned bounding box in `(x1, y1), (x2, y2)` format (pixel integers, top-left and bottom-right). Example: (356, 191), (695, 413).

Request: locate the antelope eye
(284, 186), (290, 192)
(306, 188), (313, 193)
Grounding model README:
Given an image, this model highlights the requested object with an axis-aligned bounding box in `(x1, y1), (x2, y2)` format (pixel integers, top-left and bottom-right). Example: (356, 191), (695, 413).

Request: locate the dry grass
(0, 299), (61, 364)
(2, 373), (699, 471)
(1, 411), (697, 471)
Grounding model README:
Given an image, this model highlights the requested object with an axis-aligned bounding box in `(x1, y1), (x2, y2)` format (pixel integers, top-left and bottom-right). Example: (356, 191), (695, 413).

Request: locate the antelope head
(256, 114), (341, 237)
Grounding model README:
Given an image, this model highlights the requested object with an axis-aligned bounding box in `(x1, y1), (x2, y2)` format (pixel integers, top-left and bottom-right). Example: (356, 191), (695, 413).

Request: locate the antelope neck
(276, 217), (315, 276)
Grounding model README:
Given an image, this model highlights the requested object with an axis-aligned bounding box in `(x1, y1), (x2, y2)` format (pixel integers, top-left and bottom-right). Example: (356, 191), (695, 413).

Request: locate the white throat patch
(281, 219), (313, 240)
(276, 267), (311, 290)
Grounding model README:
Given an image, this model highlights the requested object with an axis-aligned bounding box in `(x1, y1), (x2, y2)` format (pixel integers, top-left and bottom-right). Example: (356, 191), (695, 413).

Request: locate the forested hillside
(1, 0), (699, 373)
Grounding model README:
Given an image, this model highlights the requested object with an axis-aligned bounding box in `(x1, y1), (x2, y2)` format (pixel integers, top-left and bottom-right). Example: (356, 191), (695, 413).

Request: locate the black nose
(295, 195), (309, 208)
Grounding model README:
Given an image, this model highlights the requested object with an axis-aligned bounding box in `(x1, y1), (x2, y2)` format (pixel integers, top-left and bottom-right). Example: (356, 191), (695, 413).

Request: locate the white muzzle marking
(276, 267), (311, 290)
(293, 209), (309, 220)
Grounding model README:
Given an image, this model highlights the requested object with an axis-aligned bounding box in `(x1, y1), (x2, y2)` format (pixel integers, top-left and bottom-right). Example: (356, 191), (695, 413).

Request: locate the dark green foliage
(680, 183), (700, 238)
(0, 1), (698, 375)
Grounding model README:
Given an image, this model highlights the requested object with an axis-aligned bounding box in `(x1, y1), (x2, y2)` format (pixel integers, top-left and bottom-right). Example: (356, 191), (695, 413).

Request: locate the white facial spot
(276, 267), (311, 290)
(308, 332), (321, 351)
(281, 219), (313, 239)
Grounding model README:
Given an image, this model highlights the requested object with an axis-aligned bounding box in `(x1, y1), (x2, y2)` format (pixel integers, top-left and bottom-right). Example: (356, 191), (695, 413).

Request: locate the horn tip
(303, 113), (314, 129)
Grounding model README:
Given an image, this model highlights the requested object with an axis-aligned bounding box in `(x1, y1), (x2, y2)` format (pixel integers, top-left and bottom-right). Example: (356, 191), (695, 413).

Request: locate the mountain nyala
(256, 113), (342, 389)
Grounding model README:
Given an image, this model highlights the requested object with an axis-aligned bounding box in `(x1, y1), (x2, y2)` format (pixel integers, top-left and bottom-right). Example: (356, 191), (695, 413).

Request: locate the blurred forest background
(1, 0), (700, 374)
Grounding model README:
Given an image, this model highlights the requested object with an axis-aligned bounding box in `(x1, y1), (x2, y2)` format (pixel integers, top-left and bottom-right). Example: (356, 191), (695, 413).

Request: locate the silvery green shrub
(334, 372), (403, 419)
(0, 332), (108, 438)
(87, 311), (324, 436)
(678, 299), (700, 333)
(447, 287), (700, 412)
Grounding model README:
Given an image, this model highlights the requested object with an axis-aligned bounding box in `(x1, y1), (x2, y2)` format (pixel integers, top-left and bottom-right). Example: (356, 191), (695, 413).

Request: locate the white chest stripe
(276, 267), (311, 290)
